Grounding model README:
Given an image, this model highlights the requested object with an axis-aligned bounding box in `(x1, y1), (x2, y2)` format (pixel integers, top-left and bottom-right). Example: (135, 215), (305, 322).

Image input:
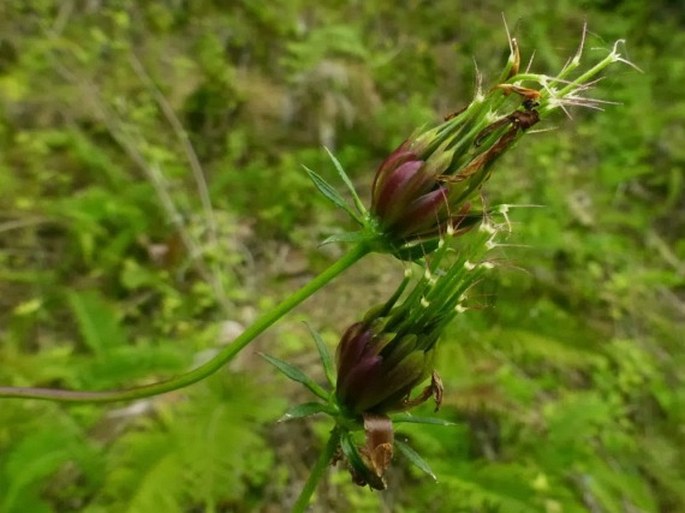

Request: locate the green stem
(0, 243), (371, 403)
(552, 54), (614, 98)
(510, 51), (618, 115)
(292, 428), (340, 513)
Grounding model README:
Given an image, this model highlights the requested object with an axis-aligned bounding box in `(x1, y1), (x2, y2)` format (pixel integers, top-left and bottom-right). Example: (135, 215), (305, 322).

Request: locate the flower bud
(334, 208), (500, 416)
(370, 101), (538, 252)
(335, 320), (436, 415)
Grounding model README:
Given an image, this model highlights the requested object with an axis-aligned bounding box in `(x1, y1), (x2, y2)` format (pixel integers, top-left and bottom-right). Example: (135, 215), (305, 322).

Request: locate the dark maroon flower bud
(335, 321), (436, 415)
(333, 211), (500, 417)
(370, 101), (539, 252)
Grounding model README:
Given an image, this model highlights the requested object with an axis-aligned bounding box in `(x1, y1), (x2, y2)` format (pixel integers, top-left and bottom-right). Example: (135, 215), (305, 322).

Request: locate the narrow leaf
(304, 323), (335, 387)
(395, 439), (437, 481)
(320, 230), (374, 246)
(260, 353), (329, 401)
(324, 146), (367, 215)
(278, 402), (333, 422)
(392, 412), (457, 427)
(304, 166), (360, 221)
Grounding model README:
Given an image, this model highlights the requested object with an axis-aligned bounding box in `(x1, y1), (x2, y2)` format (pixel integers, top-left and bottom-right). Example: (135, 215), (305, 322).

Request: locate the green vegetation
(1, 1), (683, 512)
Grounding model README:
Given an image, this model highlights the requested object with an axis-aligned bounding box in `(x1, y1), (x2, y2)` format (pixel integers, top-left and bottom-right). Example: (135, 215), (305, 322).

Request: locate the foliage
(1, 1), (683, 512)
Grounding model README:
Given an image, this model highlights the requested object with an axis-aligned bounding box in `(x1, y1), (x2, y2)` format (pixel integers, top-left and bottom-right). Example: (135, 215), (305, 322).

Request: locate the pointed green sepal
(303, 165), (361, 223)
(391, 412), (456, 426)
(304, 323), (336, 388)
(395, 438), (437, 481)
(278, 401), (335, 422)
(323, 146), (367, 216)
(320, 230), (375, 247)
(260, 353), (329, 401)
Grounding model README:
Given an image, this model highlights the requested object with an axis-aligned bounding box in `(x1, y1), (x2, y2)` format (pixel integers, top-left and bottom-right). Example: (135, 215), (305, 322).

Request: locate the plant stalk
(291, 428), (340, 513)
(0, 243), (371, 403)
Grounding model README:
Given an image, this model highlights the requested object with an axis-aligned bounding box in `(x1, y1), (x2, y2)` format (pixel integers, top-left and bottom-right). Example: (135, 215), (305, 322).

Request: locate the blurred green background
(1, 1), (684, 512)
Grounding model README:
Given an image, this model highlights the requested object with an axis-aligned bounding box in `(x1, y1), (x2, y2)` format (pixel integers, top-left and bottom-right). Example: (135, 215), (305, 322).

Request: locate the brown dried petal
(362, 413), (394, 483)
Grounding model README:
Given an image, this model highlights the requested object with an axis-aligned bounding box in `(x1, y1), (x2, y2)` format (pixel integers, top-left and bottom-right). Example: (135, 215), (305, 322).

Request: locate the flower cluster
(265, 220), (501, 489)
(334, 223), (498, 487)
(305, 28), (637, 264)
(266, 27), (637, 499)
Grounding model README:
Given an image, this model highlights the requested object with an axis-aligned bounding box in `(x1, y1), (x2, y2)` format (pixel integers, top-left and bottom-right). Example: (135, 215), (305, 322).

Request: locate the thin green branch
(0, 244), (371, 403)
(291, 428), (340, 513)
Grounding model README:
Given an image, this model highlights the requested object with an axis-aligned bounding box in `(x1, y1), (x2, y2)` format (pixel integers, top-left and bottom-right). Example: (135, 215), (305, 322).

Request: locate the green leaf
(67, 290), (127, 358)
(305, 323), (336, 387)
(320, 230), (375, 246)
(303, 165), (359, 222)
(278, 402), (334, 422)
(391, 412), (457, 426)
(260, 353), (329, 401)
(395, 438), (437, 481)
(2, 421), (99, 513)
(323, 146), (367, 215)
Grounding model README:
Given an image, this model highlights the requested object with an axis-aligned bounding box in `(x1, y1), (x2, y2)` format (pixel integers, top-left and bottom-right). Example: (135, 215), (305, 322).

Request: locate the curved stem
(0, 243), (371, 403)
(292, 428), (340, 513)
